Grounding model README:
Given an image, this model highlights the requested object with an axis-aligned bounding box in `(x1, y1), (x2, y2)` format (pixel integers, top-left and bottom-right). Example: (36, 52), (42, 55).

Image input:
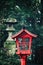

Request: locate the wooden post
(20, 55), (27, 65)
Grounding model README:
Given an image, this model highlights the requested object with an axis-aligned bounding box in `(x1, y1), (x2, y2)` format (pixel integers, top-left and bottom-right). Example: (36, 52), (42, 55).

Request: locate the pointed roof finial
(23, 26), (25, 29)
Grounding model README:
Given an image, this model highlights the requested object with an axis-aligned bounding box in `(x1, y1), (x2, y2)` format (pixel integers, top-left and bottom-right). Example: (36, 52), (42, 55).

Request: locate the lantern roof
(12, 29), (37, 39)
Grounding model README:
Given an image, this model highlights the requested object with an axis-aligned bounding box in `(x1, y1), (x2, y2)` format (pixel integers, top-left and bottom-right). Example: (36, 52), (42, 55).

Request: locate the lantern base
(16, 50), (32, 65)
(16, 50), (32, 55)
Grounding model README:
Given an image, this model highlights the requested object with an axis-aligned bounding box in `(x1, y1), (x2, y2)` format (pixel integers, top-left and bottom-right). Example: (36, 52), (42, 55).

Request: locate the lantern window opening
(18, 37), (30, 43)
(18, 37), (23, 43)
(24, 38), (30, 43)
(19, 44), (29, 50)
(18, 37), (30, 50)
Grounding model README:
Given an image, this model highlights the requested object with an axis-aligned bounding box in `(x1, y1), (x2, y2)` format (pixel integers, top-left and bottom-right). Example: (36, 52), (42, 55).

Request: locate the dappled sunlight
(7, 44), (16, 56)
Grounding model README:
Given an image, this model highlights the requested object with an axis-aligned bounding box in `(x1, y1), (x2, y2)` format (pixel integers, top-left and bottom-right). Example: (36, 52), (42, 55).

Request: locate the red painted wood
(20, 55), (27, 65)
(12, 29), (37, 39)
(12, 28), (37, 65)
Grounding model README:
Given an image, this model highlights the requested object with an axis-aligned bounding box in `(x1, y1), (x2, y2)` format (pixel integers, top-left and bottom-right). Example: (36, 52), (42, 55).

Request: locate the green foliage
(0, 23), (8, 48)
(0, 49), (20, 65)
(0, 0), (42, 64)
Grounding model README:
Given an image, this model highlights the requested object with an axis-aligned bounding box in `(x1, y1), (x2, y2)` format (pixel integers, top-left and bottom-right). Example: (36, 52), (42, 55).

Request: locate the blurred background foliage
(0, 0), (43, 65)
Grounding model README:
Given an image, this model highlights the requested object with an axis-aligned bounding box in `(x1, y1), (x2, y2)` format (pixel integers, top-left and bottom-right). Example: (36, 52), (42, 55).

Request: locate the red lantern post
(12, 28), (37, 65)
